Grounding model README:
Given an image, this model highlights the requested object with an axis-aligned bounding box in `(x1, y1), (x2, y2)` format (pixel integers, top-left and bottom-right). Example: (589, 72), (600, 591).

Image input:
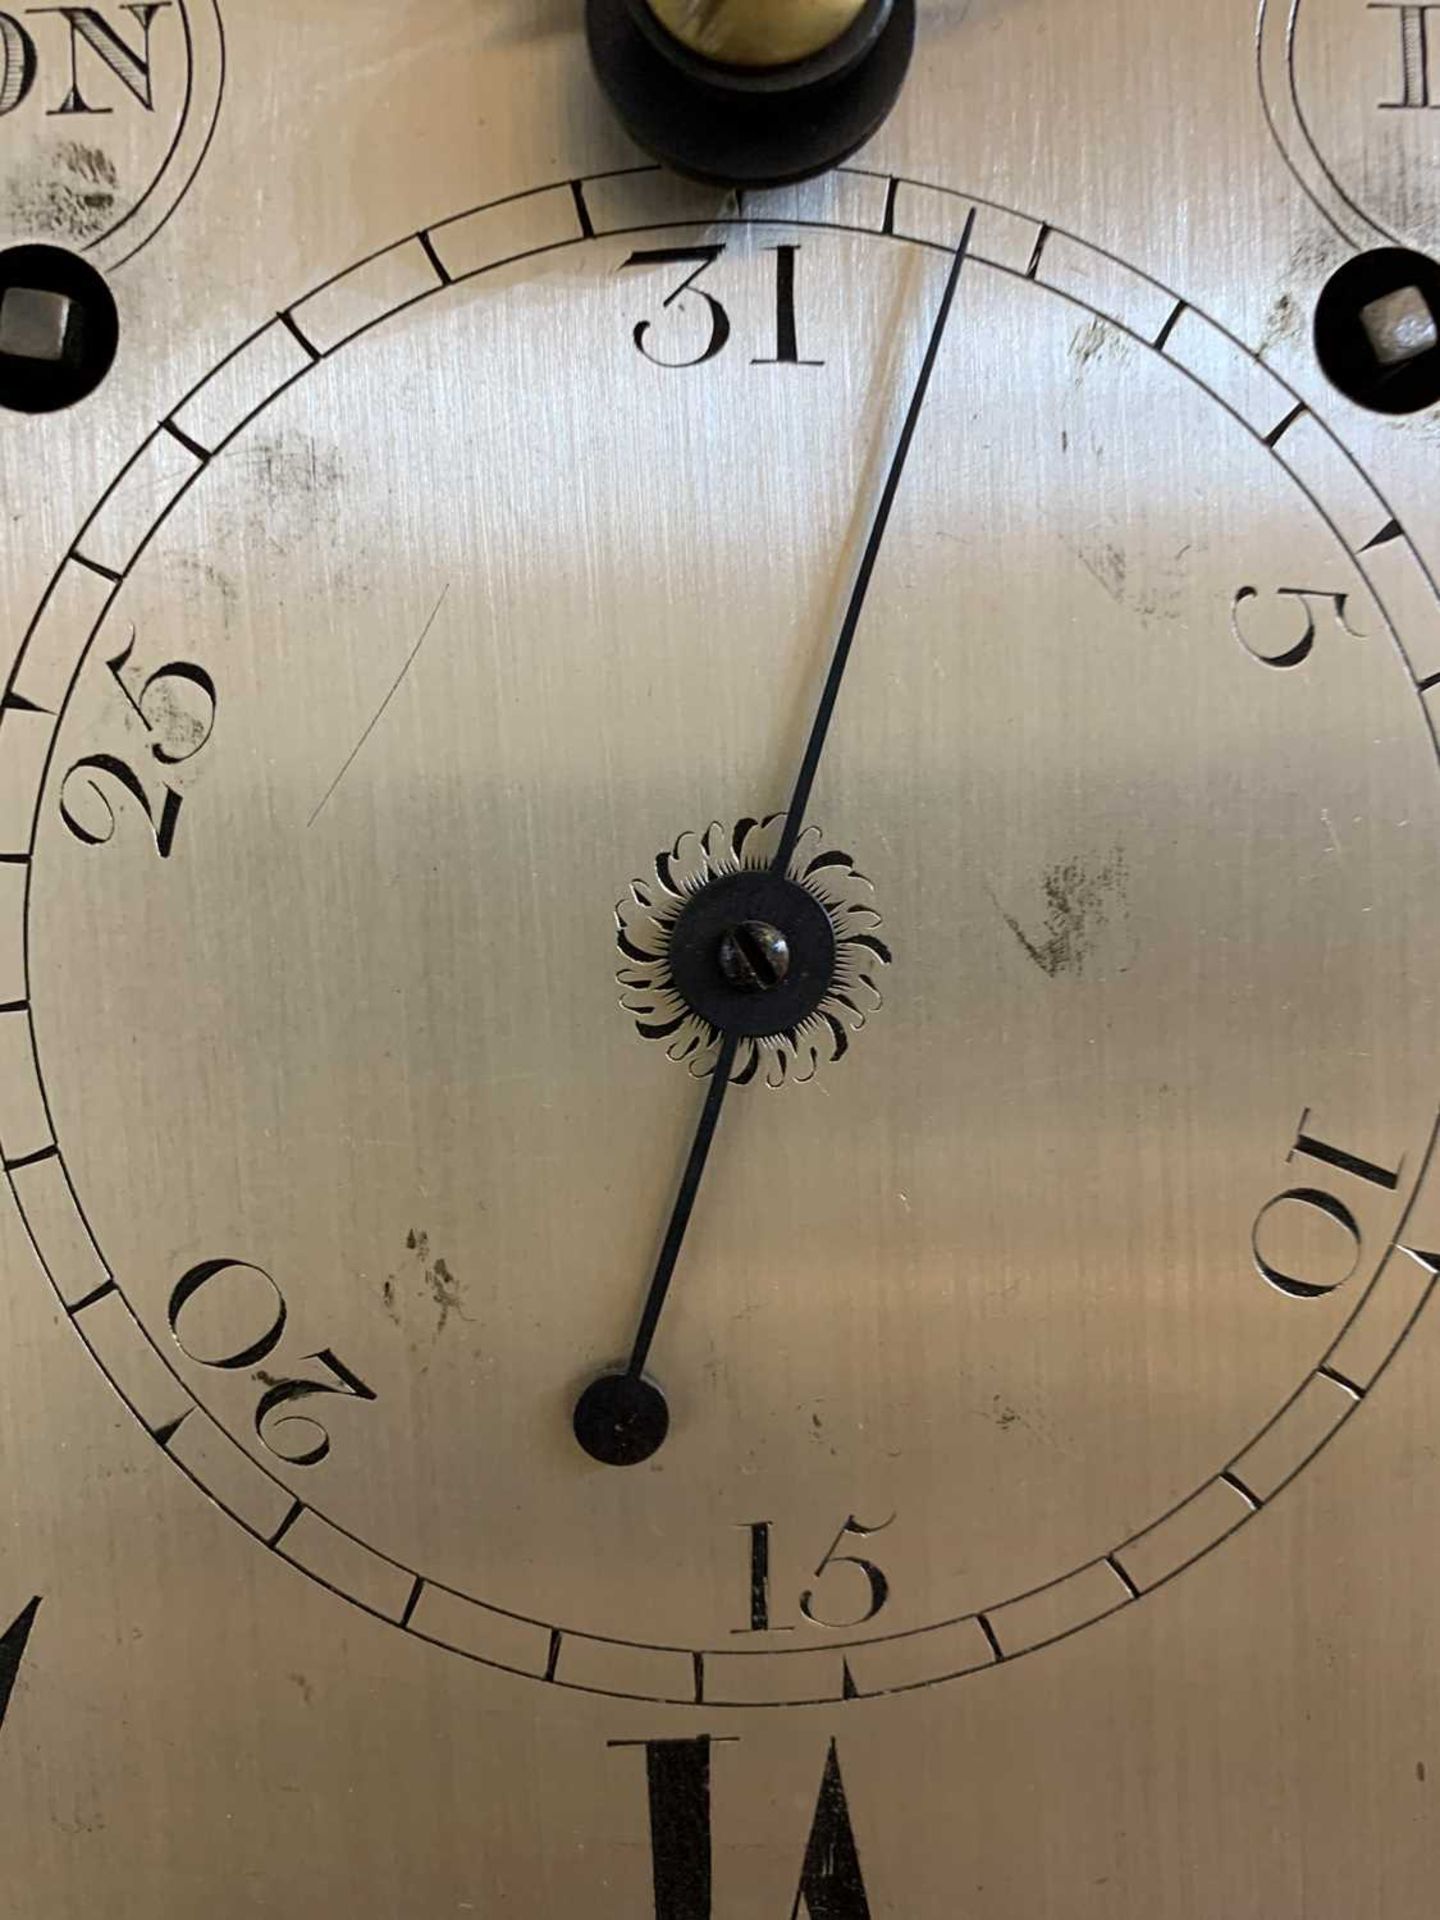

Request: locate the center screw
(717, 920), (791, 992)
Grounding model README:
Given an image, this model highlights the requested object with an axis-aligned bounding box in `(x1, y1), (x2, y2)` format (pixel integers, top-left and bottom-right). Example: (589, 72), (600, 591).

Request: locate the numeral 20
(168, 1258), (376, 1467)
(622, 243), (822, 369)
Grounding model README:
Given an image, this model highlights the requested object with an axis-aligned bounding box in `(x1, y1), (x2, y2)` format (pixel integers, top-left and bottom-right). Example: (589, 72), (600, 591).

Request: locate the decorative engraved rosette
(615, 815), (891, 1087)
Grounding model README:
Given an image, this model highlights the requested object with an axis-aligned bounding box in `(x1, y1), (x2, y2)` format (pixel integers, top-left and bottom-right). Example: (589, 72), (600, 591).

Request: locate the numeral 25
(59, 633), (217, 859)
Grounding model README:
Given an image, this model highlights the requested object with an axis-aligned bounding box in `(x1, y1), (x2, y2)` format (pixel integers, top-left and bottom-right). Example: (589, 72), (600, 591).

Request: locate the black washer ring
(586, 0), (916, 189)
(668, 871), (838, 1040)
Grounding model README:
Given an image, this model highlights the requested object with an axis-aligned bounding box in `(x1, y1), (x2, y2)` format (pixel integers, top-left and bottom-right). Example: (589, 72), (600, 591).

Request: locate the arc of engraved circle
(1257, 0), (1406, 251)
(94, 0), (227, 271)
(4, 163), (1440, 1704)
(1, 0), (226, 270)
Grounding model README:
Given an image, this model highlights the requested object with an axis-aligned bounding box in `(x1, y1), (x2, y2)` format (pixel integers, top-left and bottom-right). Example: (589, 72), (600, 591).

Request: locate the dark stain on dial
(1076, 541), (1133, 609)
(233, 430), (347, 561)
(167, 551), (239, 609)
(996, 852), (1130, 981)
(407, 1228), (466, 1337)
(1259, 290), (1304, 359)
(377, 1231), (469, 1353)
(249, 428), (344, 502)
(2, 141), (117, 243)
(1073, 537), (1192, 624)
(378, 1228), (471, 1344)
(1069, 315), (1131, 383)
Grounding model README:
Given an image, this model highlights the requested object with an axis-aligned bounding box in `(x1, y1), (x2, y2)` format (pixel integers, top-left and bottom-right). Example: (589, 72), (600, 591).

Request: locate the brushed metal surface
(3, 1), (1440, 1915)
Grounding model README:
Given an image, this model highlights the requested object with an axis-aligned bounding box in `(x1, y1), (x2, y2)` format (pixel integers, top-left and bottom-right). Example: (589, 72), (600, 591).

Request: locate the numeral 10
(1253, 1110), (1402, 1300)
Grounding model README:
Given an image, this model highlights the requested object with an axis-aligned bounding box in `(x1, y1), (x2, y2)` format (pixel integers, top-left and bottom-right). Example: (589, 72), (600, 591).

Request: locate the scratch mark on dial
(307, 582), (451, 827)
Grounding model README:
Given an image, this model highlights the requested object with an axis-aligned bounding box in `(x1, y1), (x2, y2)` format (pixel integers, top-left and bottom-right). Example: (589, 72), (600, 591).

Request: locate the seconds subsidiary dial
(8, 163), (1440, 1710)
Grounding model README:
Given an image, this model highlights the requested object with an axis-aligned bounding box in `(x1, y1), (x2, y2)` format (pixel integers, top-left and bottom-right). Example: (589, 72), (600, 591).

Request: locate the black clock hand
(573, 218), (975, 1467)
(624, 1027), (741, 1385)
(772, 210), (975, 872)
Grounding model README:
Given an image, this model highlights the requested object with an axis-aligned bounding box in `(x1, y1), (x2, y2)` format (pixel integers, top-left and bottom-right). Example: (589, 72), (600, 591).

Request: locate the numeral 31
(622, 244), (823, 370)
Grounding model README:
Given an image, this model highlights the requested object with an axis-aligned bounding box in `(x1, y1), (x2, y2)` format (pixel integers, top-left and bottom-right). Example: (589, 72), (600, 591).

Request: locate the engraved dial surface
(1261, 0), (1440, 253)
(0, 0), (226, 269)
(8, 165), (1440, 1710)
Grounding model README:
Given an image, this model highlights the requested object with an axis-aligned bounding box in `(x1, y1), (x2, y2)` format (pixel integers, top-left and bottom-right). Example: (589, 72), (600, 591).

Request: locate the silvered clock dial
(2, 0), (1440, 1914)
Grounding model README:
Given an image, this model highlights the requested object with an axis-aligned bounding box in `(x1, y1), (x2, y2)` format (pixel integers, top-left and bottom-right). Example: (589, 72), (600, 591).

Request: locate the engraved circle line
(1257, 0), (1402, 251)
(93, 0), (226, 270)
(21, 0), (231, 271)
(6, 162), (1440, 1705)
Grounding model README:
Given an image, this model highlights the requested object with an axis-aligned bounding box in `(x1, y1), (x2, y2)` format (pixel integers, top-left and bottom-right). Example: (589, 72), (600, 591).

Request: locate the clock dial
(7, 168), (1440, 1705)
(6, 2), (1440, 1914)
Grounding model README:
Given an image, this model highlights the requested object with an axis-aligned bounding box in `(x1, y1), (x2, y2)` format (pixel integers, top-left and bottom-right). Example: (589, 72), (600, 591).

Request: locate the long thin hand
(774, 210), (975, 873)
(574, 220), (975, 1465)
(626, 1030), (739, 1382)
